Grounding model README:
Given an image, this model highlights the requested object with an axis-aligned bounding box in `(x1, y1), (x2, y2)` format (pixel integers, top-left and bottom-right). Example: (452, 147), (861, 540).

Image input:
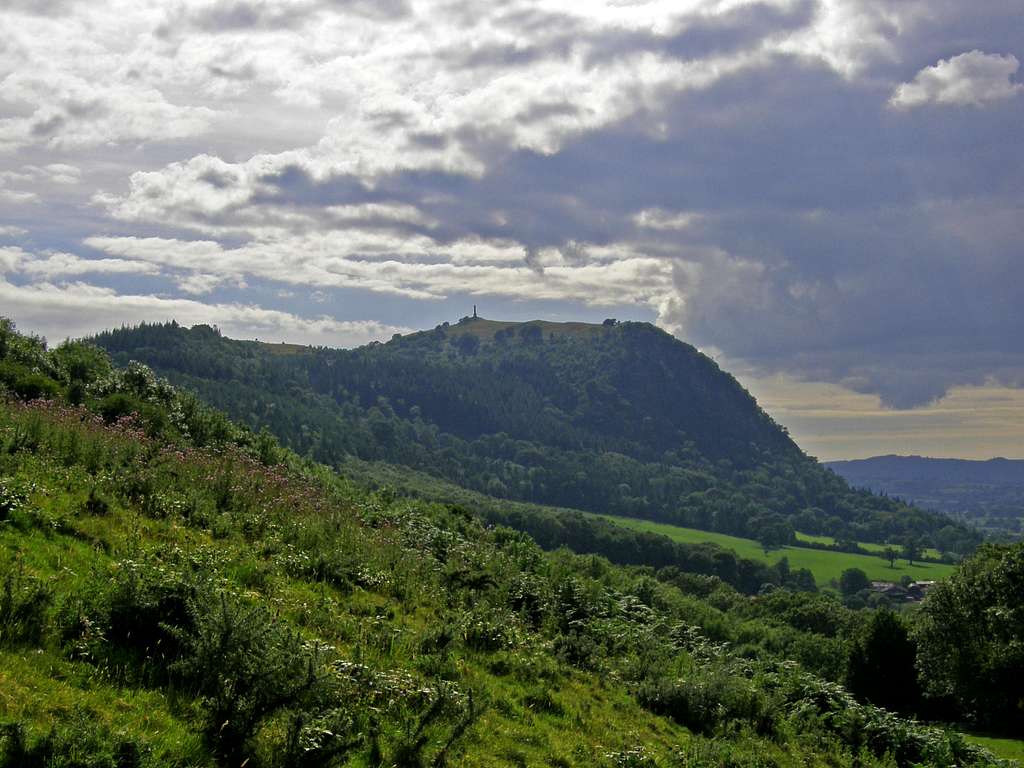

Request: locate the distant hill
(826, 456), (1024, 539)
(91, 317), (980, 552)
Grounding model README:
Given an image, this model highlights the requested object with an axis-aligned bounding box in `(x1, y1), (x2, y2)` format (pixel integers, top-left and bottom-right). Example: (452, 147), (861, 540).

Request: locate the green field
(593, 514), (956, 587)
(795, 531), (943, 560)
(963, 734), (1024, 763)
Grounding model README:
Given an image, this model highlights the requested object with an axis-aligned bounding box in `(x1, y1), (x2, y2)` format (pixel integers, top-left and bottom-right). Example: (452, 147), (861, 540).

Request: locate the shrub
(460, 607), (522, 652)
(0, 562), (51, 647)
(81, 488), (111, 516)
(98, 393), (140, 424)
(13, 373), (61, 402)
(636, 668), (775, 737)
(59, 558), (197, 684)
(169, 591), (320, 763)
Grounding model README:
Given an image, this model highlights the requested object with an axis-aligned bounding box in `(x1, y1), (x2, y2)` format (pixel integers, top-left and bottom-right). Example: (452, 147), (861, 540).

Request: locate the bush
(13, 373), (61, 402)
(460, 607), (522, 652)
(97, 393), (142, 424)
(637, 668), (775, 737)
(169, 591), (320, 763)
(0, 562), (50, 647)
(59, 558), (197, 684)
(81, 488), (111, 516)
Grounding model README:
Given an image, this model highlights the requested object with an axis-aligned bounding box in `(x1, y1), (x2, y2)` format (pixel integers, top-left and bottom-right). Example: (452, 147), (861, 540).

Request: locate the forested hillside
(2, 317), (1021, 766)
(93, 318), (979, 554)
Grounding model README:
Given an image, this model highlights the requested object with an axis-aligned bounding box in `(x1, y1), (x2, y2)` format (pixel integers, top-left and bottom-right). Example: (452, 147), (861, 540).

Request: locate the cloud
(891, 51), (1022, 108)
(0, 247), (27, 274)
(18, 252), (162, 280)
(0, 189), (39, 204)
(0, 277), (411, 347)
(2, 0), (1023, 425)
(83, 234), (674, 306)
(0, 70), (218, 151)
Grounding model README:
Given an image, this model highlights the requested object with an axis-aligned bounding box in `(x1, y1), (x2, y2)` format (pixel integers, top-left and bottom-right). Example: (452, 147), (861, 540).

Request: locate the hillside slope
(0, 316), (1011, 767)
(93, 318), (978, 553)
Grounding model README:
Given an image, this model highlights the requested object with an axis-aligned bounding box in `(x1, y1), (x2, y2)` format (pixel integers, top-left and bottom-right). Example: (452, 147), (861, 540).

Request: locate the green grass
(962, 734), (1024, 763)
(795, 531), (944, 560)
(593, 514), (956, 587)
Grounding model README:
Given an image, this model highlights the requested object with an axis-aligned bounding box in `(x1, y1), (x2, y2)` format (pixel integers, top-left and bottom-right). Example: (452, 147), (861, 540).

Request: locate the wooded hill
(2, 316), (1021, 766)
(92, 318), (978, 554)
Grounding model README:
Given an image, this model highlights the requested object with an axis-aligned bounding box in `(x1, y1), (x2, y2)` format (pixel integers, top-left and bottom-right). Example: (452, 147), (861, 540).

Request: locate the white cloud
(18, 163), (82, 185)
(0, 247), (27, 274)
(634, 208), (702, 231)
(0, 70), (218, 152)
(176, 272), (225, 295)
(17, 252), (162, 279)
(0, 188), (39, 204)
(891, 50), (1022, 109)
(2, 0), (1022, 432)
(0, 277), (412, 347)
(84, 233), (676, 306)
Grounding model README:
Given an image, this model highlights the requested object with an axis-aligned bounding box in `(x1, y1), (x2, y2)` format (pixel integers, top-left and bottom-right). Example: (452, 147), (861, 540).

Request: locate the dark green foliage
(60, 557), (197, 684)
(0, 561), (51, 647)
(839, 568), (870, 596)
(845, 609), (922, 714)
(169, 592), (320, 763)
(98, 393), (140, 423)
(914, 542), (1024, 734)
(636, 669), (774, 736)
(0, 479), (29, 520)
(89, 320), (977, 552)
(81, 487), (110, 516)
(0, 318), (1011, 767)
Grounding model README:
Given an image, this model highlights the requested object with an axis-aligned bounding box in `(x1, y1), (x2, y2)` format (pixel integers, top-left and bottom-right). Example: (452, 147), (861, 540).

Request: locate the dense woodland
(92, 319), (980, 556)
(2, 316), (1022, 767)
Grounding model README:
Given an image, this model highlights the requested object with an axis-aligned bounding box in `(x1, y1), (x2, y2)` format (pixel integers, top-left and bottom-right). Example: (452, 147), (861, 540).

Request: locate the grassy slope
(0, 403), (694, 767)
(795, 531), (944, 561)
(0, 404), (1001, 768)
(964, 735), (1024, 763)
(596, 514), (955, 586)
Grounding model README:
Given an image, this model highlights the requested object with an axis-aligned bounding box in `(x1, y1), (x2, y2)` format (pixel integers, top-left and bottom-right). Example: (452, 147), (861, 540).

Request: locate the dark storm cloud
(250, 37), (1022, 408)
(28, 0), (1019, 412)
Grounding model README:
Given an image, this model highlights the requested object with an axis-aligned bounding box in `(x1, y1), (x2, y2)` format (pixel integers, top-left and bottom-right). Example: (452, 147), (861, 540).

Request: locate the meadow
(795, 532), (944, 560)
(594, 514), (956, 586)
(963, 734), (1024, 763)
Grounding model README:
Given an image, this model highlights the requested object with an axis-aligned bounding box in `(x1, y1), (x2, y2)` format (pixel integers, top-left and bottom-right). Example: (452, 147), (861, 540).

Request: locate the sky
(1, 0), (1021, 460)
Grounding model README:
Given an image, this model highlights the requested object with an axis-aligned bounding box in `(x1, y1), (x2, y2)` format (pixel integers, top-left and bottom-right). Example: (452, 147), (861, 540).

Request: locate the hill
(1, 316), (1017, 766)
(91, 318), (979, 554)
(827, 456), (1024, 539)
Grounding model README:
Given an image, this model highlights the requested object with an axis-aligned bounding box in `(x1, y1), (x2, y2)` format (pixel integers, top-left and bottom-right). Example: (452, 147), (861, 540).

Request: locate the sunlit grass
(795, 531), (944, 560)
(963, 734), (1024, 763)
(593, 513), (955, 586)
